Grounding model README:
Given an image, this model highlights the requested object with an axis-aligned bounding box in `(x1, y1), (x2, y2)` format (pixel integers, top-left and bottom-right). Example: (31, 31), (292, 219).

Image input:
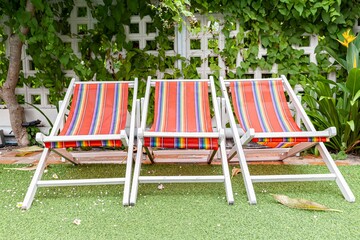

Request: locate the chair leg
(21, 148), (50, 210)
(144, 146), (154, 163)
(207, 150), (217, 164)
(227, 145), (237, 162)
(317, 143), (355, 202)
(129, 140), (144, 206)
(122, 144), (135, 206)
(219, 140), (234, 205)
(234, 144), (257, 204)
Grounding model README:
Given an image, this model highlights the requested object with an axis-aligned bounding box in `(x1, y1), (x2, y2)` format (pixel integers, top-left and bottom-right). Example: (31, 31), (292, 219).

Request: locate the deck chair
(220, 75), (355, 204)
(21, 78), (138, 209)
(130, 77), (234, 205)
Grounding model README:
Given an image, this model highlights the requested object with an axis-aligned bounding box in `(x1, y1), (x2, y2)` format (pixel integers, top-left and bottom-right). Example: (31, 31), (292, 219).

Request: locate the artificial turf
(0, 163), (359, 239)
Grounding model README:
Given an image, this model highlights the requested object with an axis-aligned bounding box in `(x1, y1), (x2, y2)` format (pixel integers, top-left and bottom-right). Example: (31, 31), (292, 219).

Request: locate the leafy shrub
(301, 74), (359, 154)
(301, 30), (360, 154)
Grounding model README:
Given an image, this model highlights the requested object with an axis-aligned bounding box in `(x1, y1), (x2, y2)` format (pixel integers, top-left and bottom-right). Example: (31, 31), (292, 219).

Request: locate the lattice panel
(124, 16), (177, 78)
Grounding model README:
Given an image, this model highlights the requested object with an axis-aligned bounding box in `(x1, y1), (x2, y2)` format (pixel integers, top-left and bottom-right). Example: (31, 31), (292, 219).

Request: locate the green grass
(1, 163), (359, 239)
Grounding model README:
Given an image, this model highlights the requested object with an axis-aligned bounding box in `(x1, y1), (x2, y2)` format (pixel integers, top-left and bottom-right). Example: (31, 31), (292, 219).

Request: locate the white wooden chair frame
(21, 78), (139, 209)
(130, 76), (234, 205)
(220, 75), (355, 204)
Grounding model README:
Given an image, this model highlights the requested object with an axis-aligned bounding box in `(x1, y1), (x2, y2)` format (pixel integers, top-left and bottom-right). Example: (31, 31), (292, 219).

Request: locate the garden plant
(301, 30), (360, 155)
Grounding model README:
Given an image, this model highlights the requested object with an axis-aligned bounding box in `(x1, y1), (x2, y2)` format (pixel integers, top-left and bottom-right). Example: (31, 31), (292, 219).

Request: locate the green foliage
(148, 0), (194, 30)
(301, 74), (360, 154)
(26, 125), (41, 146)
(203, 0), (359, 81)
(301, 29), (360, 154)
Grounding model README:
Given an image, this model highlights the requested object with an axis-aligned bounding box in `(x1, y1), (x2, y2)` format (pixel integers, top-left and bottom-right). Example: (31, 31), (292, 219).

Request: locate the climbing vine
(188, 0), (359, 82)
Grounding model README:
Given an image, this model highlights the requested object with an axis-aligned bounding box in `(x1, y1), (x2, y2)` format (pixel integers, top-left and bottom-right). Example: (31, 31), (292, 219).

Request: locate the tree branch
(21, 0), (35, 35)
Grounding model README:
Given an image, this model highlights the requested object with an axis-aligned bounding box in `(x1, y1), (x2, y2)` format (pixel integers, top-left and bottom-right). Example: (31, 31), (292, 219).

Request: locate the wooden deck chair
(130, 77), (234, 205)
(21, 78), (139, 209)
(220, 75), (355, 204)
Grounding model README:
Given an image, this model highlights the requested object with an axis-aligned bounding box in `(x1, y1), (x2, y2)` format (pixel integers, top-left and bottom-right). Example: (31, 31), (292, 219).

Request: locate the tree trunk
(2, 35), (29, 146)
(0, 0), (34, 146)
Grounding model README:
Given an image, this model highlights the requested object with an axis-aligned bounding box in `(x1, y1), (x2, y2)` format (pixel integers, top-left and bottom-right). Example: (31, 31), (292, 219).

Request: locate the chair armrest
(240, 128), (255, 145)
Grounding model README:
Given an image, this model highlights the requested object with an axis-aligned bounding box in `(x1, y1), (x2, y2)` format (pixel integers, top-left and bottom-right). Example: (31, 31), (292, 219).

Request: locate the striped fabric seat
(144, 81), (218, 150)
(230, 80), (329, 148)
(45, 83), (129, 148)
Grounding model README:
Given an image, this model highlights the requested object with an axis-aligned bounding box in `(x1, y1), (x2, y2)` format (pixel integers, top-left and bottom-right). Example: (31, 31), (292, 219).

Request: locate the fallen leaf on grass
(73, 219), (81, 225)
(15, 146), (43, 156)
(15, 152), (35, 157)
(4, 165), (37, 171)
(157, 184), (164, 190)
(231, 168), (241, 178)
(271, 194), (342, 212)
(16, 146), (43, 152)
(52, 173), (59, 179)
(4, 163), (49, 171)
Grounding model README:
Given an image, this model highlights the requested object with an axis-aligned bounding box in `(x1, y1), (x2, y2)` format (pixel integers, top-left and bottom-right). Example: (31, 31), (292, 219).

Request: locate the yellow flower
(337, 29), (357, 48)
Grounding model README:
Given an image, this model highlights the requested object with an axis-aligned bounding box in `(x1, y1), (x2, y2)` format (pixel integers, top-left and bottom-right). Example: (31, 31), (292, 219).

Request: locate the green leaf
(31, 0), (45, 11)
(111, 7), (121, 22)
(261, 36), (270, 48)
(336, 82), (351, 94)
(279, 41), (288, 51)
(127, 0), (139, 13)
(309, 7), (317, 16)
(353, 32), (360, 50)
(210, 63), (221, 71)
(251, 1), (261, 10)
(346, 44), (359, 72)
(105, 16), (115, 31)
(350, 89), (360, 105)
(272, 194), (342, 212)
(327, 24), (337, 34)
(334, 15), (346, 24)
(319, 96), (333, 101)
(302, 23), (312, 33)
(294, 3), (304, 15)
(322, 4), (329, 12)
(347, 120), (355, 131)
(278, 7), (289, 16)
(323, 46), (347, 69)
(321, 11), (330, 24)
(313, 2), (323, 8)
(59, 55), (69, 66)
(346, 68), (360, 97)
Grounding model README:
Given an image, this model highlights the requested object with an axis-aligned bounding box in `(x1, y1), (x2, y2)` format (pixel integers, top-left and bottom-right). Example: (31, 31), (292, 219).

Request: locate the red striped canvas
(44, 83), (129, 148)
(230, 80), (329, 148)
(144, 81), (218, 150)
